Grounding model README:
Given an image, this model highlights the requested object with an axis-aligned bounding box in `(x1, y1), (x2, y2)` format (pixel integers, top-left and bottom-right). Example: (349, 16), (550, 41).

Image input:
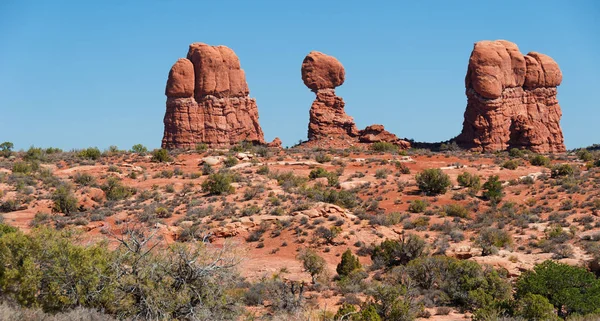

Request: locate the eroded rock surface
(162, 43), (265, 149)
(301, 51), (410, 149)
(456, 40), (565, 153)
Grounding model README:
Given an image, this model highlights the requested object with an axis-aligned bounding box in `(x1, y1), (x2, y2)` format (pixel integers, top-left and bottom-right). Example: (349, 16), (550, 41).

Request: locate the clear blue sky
(1, 1), (598, 150)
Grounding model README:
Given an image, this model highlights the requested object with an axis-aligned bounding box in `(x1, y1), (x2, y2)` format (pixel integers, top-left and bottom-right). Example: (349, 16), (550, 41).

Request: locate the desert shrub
(368, 284), (418, 320)
(514, 293), (559, 321)
(483, 175), (503, 203)
(394, 162), (411, 174)
(308, 167), (339, 186)
(24, 146), (46, 162)
(530, 154), (551, 166)
(476, 227), (512, 256)
(371, 235), (427, 268)
(270, 171), (307, 190)
(502, 159), (519, 170)
(516, 260), (600, 318)
(576, 149), (594, 162)
(101, 177), (133, 201)
(371, 142), (397, 153)
(0, 141), (14, 158)
(374, 169), (390, 179)
(151, 148), (171, 163)
(202, 172), (235, 195)
(509, 148), (525, 158)
(298, 248), (326, 284)
(551, 164), (574, 178)
(408, 199), (428, 213)
(77, 147), (101, 160)
(223, 156), (238, 168)
(315, 153), (332, 163)
(0, 200), (21, 213)
(194, 143), (208, 152)
(12, 161), (34, 174)
(302, 186), (358, 209)
(256, 165), (269, 175)
(0, 227), (114, 313)
(130, 144), (148, 154)
(444, 203), (468, 218)
(315, 226), (342, 244)
(457, 171), (481, 193)
(337, 249), (362, 278)
(51, 184), (78, 215)
(415, 168), (451, 196)
(73, 172), (96, 186)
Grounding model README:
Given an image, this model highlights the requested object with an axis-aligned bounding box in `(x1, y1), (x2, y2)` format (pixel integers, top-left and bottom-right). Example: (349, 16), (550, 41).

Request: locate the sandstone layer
(162, 43), (265, 149)
(301, 51), (410, 149)
(456, 40), (565, 153)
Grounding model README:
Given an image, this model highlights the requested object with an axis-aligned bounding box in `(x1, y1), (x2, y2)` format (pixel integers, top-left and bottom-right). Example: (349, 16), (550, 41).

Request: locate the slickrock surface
(456, 40), (565, 153)
(162, 43), (265, 149)
(301, 51), (410, 149)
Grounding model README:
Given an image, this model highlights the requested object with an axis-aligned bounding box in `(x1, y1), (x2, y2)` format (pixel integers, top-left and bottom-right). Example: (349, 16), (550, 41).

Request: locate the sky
(0, 1), (598, 151)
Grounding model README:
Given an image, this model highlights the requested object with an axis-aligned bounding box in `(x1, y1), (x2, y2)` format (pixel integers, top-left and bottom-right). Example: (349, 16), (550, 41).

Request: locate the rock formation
(162, 43), (265, 149)
(301, 51), (410, 149)
(456, 40), (565, 153)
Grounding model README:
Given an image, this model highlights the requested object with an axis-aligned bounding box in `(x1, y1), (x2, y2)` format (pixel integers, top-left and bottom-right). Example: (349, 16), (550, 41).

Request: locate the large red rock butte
(456, 40), (565, 153)
(162, 43), (265, 149)
(301, 51), (410, 149)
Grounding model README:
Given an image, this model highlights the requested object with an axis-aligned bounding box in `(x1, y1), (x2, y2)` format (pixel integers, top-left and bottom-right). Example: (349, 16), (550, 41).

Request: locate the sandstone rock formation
(456, 40), (565, 153)
(162, 43), (265, 149)
(301, 51), (410, 149)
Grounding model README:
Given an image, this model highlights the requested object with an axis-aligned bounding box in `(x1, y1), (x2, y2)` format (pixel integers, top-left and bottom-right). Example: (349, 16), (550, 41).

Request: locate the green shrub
(502, 159), (519, 170)
(101, 177), (133, 201)
(530, 154), (551, 166)
(73, 172), (96, 186)
(202, 172), (235, 195)
(371, 235), (427, 268)
(509, 148), (525, 158)
(24, 146), (46, 162)
(298, 248), (326, 284)
(51, 184), (78, 215)
(0, 141), (14, 158)
(371, 142), (398, 153)
(223, 156), (238, 168)
(195, 143), (208, 152)
(514, 293), (559, 321)
(444, 204), (468, 218)
(516, 260), (600, 318)
(77, 147), (101, 160)
(482, 175), (503, 203)
(151, 149), (171, 163)
(551, 164), (574, 178)
(130, 144), (148, 154)
(337, 249), (362, 278)
(308, 167), (338, 186)
(12, 161), (34, 174)
(576, 149), (594, 162)
(476, 227), (512, 256)
(408, 199), (428, 213)
(315, 153), (332, 163)
(415, 168), (451, 196)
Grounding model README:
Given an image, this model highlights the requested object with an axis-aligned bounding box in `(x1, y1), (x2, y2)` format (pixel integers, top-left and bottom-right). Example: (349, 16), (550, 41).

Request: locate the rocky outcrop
(301, 51), (410, 149)
(456, 40), (565, 153)
(162, 43), (265, 149)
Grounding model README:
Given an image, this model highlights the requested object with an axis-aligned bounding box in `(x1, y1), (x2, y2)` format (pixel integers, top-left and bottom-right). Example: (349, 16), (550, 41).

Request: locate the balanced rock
(456, 40), (565, 153)
(301, 51), (410, 149)
(162, 43), (265, 149)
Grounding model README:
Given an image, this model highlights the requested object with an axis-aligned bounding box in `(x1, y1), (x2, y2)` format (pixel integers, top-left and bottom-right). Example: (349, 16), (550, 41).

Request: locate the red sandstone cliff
(162, 43), (265, 149)
(456, 40), (565, 153)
